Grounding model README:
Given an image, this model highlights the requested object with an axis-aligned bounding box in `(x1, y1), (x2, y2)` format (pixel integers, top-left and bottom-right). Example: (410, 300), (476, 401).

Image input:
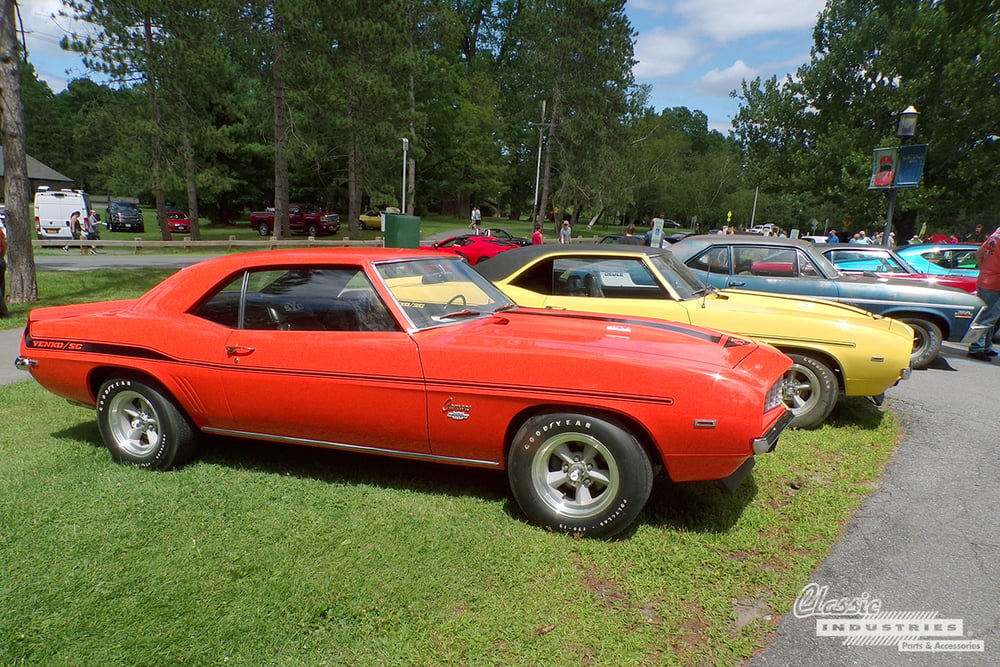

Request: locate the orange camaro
(17, 248), (792, 537)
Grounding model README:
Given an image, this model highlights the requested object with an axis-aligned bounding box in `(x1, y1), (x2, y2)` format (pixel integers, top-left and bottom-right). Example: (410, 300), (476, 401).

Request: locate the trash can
(383, 214), (421, 249)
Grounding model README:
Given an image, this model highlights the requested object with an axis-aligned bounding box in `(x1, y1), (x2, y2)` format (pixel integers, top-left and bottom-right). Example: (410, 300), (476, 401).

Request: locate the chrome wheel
(529, 432), (620, 520)
(106, 389), (162, 458)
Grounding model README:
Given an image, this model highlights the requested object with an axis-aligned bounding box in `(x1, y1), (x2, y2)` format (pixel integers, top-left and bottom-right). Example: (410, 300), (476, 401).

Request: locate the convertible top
(475, 243), (668, 281)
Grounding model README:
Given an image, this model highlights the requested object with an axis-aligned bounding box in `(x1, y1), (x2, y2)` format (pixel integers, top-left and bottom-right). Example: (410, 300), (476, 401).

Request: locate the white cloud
(695, 59), (758, 96)
(22, 0), (97, 91)
(673, 0), (826, 43)
(633, 28), (701, 79)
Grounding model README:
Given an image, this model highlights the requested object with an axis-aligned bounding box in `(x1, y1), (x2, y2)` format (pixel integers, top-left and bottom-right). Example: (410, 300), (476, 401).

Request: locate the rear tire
(900, 317), (942, 370)
(781, 354), (838, 429)
(508, 413), (652, 538)
(97, 378), (197, 470)
(257, 221), (271, 237)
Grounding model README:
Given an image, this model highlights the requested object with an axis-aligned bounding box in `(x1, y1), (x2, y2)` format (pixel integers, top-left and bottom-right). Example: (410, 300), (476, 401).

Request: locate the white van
(34, 187), (92, 240)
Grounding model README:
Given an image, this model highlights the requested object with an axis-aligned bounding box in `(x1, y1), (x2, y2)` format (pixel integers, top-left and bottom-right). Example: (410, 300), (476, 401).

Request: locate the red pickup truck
(249, 204), (341, 237)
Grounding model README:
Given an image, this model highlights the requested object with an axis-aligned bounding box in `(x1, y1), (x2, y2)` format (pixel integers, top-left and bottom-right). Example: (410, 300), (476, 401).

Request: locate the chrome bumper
(14, 356), (37, 371)
(753, 409), (794, 455)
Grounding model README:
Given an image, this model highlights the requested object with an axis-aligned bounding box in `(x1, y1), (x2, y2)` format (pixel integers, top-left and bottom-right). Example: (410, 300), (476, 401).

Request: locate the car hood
(425, 307), (778, 373)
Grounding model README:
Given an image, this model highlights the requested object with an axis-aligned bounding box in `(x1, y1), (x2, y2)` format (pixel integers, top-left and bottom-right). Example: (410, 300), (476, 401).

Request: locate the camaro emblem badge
(442, 398), (472, 421)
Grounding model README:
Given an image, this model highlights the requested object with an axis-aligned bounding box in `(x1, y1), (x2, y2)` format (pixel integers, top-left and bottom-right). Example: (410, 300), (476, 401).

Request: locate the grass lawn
(0, 269), (901, 664)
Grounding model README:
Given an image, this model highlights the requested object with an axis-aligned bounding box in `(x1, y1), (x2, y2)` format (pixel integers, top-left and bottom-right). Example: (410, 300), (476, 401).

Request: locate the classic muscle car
(819, 243), (978, 294)
(16, 248), (792, 538)
(476, 245), (913, 429)
(670, 235), (989, 370)
(895, 243), (981, 279)
(420, 234), (520, 264)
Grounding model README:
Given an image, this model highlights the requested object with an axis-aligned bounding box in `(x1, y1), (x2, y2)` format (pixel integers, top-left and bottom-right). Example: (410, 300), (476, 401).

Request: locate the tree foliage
(734, 0), (1000, 237)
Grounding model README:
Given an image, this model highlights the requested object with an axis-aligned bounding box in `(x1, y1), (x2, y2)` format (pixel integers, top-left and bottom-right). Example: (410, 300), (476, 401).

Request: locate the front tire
(97, 378), (197, 470)
(508, 413), (652, 538)
(307, 223), (318, 237)
(781, 353), (838, 429)
(900, 317), (942, 370)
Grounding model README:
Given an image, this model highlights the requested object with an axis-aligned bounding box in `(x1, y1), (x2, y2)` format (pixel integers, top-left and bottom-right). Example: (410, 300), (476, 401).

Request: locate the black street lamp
(881, 105), (920, 247)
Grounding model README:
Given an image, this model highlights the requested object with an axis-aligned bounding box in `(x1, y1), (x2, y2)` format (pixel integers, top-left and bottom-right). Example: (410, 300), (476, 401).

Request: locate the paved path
(754, 342), (999, 666)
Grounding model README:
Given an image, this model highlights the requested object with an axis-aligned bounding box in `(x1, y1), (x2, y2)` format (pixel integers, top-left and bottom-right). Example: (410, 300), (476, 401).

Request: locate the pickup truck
(249, 204), (341, 237)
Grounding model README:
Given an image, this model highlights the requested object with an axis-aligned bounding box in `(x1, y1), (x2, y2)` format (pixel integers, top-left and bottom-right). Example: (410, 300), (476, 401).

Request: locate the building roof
(0, 148), (73, 183)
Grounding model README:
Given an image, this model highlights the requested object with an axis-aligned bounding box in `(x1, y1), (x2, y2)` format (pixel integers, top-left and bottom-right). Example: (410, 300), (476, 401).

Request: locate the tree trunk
(179, 91), (200, 240)
(0, 0), (38, 306)
(272, 4), (290, 239)
(536, 91), (559, 231)
(143, 17), (170, 241)
(347, 137), (361, 240)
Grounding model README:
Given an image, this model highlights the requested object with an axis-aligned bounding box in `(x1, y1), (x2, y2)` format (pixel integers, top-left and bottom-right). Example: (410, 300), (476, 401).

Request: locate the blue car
(669, 235), (989, 369)
(895, 243), (980, 278)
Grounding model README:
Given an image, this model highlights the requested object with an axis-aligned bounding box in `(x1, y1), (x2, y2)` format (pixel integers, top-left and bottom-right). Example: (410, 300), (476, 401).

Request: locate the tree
(1, 0), (38, 306)
(734, 0), (1000, 236)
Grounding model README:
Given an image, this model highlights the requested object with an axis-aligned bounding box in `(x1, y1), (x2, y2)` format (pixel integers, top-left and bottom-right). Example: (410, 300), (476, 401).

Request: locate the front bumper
(753, 408), (793, 455)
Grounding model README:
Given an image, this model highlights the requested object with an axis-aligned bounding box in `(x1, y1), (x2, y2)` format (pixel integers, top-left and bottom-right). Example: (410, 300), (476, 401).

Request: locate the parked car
(421, 234), (520, 265)
(599, 233), (646, 245)
(34, 187), (94, 240)
(105, 201), (145, 232)
(477, 245), (913, 428)
(669, 235), (989, 369)
(249, 204), (340, 237)
(16, 248), (793, 538)
(895, 243), (981, 279)
(358, 209), (382, 230)
(819, 243), (978, 294)
(480, 228), (531, 246)
(166, 209), (191, 234)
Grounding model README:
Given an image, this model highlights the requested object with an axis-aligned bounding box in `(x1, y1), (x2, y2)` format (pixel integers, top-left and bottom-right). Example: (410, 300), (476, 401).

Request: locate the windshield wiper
(437, 309), (484, 320)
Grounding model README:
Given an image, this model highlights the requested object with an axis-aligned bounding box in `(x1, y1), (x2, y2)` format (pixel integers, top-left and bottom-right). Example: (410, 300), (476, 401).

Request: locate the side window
(543, 257), (664, 299)
(797, 251), (821, 277)
(510, 259), (557, 295)
(690, 247), (731, 274)
(193, 267), (399, 332)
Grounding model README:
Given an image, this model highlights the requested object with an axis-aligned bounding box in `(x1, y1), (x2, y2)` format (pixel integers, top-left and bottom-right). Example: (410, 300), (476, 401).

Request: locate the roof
(474, 243), (667, 280)
(0, 148), (73, 182)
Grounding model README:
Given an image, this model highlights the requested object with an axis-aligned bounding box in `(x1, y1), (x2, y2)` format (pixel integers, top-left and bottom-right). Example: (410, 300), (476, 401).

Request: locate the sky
(22, 0), (827, 135)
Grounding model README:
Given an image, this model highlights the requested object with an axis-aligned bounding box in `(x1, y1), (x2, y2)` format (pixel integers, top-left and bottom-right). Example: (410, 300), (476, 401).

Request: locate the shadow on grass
(199, 434), (512, 504)
(48, 398), (887, 537)
(823, 394), (891, 430)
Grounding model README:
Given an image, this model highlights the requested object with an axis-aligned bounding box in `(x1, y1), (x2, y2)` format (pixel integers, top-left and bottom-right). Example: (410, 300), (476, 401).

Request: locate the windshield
(651, 250), (713, 299)
(376, 257), (515, 330)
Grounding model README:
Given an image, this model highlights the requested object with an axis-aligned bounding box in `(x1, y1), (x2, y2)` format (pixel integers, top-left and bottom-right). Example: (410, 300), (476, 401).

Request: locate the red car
(421, 234), (519, 264)
(166, 209), (191, 233)
(819, 244), (978, 294)
(15, 248), (792, 538)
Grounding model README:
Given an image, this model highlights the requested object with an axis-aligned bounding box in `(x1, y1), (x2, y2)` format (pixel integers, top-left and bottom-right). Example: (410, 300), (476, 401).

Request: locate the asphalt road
(3, 253), (998, 663)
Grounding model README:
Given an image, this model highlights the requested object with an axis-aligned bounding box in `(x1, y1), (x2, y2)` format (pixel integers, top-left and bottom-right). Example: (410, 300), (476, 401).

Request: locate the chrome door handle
(226, 346), (255, 356)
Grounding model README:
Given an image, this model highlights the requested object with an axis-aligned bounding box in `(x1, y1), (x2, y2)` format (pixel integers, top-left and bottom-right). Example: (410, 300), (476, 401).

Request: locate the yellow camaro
(477, 245), (913, 428)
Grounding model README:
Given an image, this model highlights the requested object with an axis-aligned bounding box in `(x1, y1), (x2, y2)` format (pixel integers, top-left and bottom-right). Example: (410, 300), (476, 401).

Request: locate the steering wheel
(445, 294), (467, 309)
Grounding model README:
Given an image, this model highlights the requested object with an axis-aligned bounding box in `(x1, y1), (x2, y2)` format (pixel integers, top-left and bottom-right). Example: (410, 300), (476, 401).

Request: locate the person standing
(531, 223), (543, 245)
(966, 225), (1000, 362)
(559, 220), (572, 244)
(63, 210), (82, 252)
(469, 206), (481, 232)
(0, 220), (8, 318)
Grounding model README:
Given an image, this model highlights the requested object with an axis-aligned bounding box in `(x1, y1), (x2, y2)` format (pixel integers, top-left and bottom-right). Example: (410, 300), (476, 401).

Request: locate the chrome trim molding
(201, 427), (501, 467)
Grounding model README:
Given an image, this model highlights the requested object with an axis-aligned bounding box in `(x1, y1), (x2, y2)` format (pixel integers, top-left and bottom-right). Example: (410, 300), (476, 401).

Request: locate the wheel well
(772, 346), (845, 391)
(87, 367), (192, 421)
(503, 405), (665, 471)
(887, 311), (948, 338)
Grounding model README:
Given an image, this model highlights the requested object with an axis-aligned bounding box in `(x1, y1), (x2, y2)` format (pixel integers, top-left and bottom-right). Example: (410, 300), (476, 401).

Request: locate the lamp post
(400, 137), (409, 215)
(881, 105), (919, 247)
